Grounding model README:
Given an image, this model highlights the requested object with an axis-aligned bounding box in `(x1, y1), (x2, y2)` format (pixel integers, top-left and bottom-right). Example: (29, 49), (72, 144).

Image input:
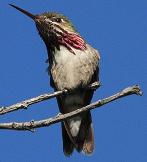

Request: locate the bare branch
(0, 85), (142, 131)
(0, 81), (100, 115)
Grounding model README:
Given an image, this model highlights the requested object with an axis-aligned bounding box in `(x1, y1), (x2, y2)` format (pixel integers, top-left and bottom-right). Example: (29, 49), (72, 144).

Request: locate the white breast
(51, 45), (99, 90)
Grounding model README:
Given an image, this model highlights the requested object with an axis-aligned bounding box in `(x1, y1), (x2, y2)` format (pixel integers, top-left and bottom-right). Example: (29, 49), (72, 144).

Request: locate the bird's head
(10, 4), (86, 54)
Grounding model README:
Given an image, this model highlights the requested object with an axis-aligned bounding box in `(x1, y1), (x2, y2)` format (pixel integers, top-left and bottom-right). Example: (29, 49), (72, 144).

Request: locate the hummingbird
(10, 4), (100, 156)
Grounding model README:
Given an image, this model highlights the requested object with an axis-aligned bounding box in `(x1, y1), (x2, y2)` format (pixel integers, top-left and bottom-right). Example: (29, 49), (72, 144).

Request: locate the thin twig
(0, 82), (100, 115)
(0, 85), (142, 131)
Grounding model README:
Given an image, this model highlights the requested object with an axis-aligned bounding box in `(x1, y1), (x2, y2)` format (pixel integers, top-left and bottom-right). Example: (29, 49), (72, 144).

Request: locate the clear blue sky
(0, 0), (146, 161)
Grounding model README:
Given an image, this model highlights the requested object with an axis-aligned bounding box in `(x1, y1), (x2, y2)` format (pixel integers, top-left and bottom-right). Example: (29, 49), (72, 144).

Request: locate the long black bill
(9, 4), (37, 20)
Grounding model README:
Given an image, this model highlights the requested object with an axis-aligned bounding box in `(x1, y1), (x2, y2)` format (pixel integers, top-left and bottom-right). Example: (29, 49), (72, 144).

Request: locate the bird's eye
(54, 18), (62, 23)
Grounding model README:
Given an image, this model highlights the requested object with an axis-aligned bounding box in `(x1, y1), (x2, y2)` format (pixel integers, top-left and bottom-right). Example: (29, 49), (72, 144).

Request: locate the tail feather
(61, 122), (74, 156)
(83, 124), (94, 154)
(76, 112), (94, 154)
(61, 112), (94, 155)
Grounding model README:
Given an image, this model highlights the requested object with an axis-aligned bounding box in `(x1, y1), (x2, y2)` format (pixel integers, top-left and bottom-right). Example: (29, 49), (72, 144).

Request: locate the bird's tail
(61, 111), (94, 156)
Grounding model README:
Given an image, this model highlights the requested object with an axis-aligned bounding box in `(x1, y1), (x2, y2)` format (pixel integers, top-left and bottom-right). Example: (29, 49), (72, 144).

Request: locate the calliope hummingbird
(10, 4), (100, 156)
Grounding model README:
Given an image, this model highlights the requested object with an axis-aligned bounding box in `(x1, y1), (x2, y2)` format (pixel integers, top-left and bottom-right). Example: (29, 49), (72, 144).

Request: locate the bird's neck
(42, 31), (86, 54)
(40, 31), (87, 65)
(57, 32), (87, 54)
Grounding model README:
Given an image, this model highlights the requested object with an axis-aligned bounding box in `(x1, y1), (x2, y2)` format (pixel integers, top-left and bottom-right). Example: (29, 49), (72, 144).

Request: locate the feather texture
(50, 44), (100, 155)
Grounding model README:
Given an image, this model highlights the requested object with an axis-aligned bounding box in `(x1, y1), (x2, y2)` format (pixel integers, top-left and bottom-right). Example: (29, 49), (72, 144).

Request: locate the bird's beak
(9, 4), (40, 21)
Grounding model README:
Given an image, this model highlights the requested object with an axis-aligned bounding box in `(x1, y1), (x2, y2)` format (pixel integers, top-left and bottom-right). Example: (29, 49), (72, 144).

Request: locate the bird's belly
(51, 46), (97, 90)
(63, 91), (86, 137)
(64, 91), (85, 111)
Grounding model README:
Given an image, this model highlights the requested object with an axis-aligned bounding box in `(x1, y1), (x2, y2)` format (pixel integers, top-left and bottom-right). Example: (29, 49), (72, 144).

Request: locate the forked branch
(0, 85), (142, 131)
